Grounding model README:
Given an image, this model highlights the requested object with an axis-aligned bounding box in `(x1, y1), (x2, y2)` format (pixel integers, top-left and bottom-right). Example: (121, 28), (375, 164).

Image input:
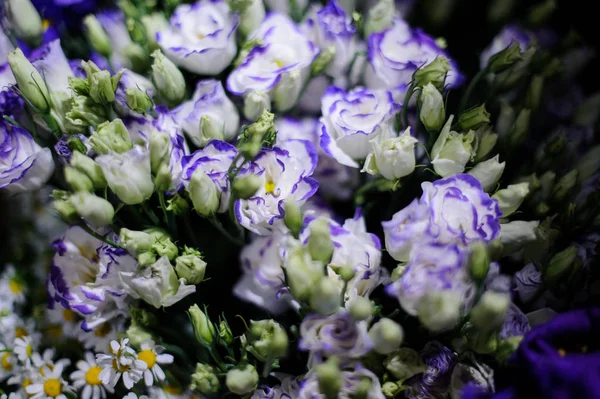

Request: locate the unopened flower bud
(246, 319), (288, 360)
(431, 117), (475, 177)
(576, 145), (600, 182)
(153, 163), (172, 192)
(492, 182), (529, 216)
(418, 291), (461, 332)
(199, 114), (225, 144)
(141, 13), (169, 51)
(468, 242), (490, 282)
(368, 318), (404, 354)
(315, 357), (342, 399)
(83, 62), (119, 104)
(175, 254), (207, 284)
(507, 108), (530, 149)
(391, 263), (406, 281)
(151, 50), (186, 105)
(309, 278), (341, 315)
(349, 297), (373, 321)
(70, 192), (115, 227)
(468, 154), (505, 192)
(191, 363), (220, 394)
(525, 74), (544, 112)
(232, 175), (261, 199)
(189, 304), (216, 345)
(70, 152), (107, 189)
(89, 119), (133, 155)
(64, 167), (94, 192)
(151, 235), (178, 261)
(219, 319), (233, 344)
(54, 200), (77, 222)
(226, 365), (259, 395)
(382, 382), (400, 398)
(384, 347), (426, 380)
(495, 103), (515, 138)
(419, 83), (446, 132)
(458, 104), (491, 131)
(364, 0), (395, 37)
(473, 125), (498, 162)
(188, 170), (220, 216)
(487, 43), (522, 73)
(552, 169), (578, 203)
(285, 245), (323, 300)
(167, 194), (189, 215)
(528, 0), (556, 26)
(363, 127), (418, 180)
(126, 322), (153, 347)
(8, 49), (50, 113)
(6, 0), (43, 45)
(283, 199), (303, 238)
(232, 0), (265, 37)
(243, 90), (271, 121)
(84, 15), (112, 57)
(138, 251), (157, 267)
(119, 228), (153, 256)
(308, 217), (334, 264)
(352, 378), (373, 399)
(311, 45), (336, 76)
(124, 43), (151, 73)
(126, 87), (153, 114)
(273, 69), (302, 112)
(414, 56), (451, 90)
(470, 291), (510, 331)
(544, 246), (577, 288)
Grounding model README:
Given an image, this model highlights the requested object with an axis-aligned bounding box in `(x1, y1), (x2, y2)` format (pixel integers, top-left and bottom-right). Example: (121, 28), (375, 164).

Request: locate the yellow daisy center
(1, 353), (13, 371)
(112, 359), (130, 373)
(165, 385), (182, 395)
(95, 323), (111, 337)
(47, 325), (63, 338)
(9, 279), (23, 294)
(43, 378), (62, 397)
(23, 378), (32, 391)
(85, 366), (102, 385)
(63, 309), (75, 322)
(15, 327), (28, 338)
(40, 364), (54, 376)
(26, 344), (33, 358)
(138, 349), (156, 369)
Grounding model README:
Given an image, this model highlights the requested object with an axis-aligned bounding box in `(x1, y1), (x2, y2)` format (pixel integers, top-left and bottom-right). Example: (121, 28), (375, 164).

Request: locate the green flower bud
(126, 322), (153, 347)
(311, 45), (336, 76)
(83, 15), (112, 57)
(141, 13), (169, 51)
(315, 357), (342, 399)
(151, 235), (178, 261)
(149, 132), (170, 174)
(69, 77), (90, 96)
(119, 229), (153, 256)
(468, 154), (505, 192)
(91, 69), (117, 104)
(468, 241), (490, 282)
(369, 318), (404, 354)
(6, 0), (42, 44)
(189, 304), (216, 345)
(364, 0), (395, 37)
(219, 319), (233, 344)
(226, 365), (259, 395)
(574, 92), (600, 127)
(470, 291), (510, 332)
(492, 182), (529, 217)
(285, 245), (323, 300)
(414, 56), (451, 90)
(131, 307), (157, 327)
(188, 169), (220, 216)
(243, 90), (271, 121)
(70, 192), (115, 227)
(507, 108), (531, 149)
(382, 381), (400, 398)
(283, 198), (303, 238)
(487, 43), (522, 73)
(431, 117), (475, 177)
(576, 145), (600, 182)
(495, 103), (515, 137)
(54, 200), (77, 222)
(495, 336), (523, 363)
(418, 83), (445, 132)
(552, 169), (578, 203)
(66, 94), (108, 129)
(352, 379), (372, 399)
(166, 194), (189, 215)
(70, 151), (107, 189)
(64, 167), (94, 192)
(8, 49), (50, 113)
(175, 254), (207, 284)
(138, 251), (157, 267)
(246, 109), (275, 141)
(544, 246), (577, 288)
(458, 104), (491, 131)
(151, 50), (186, 105)
(309, 278), (341, 316)
(474, 125), (498, 162)
(124, 43), (151, 74)
(232, 175), (262, 199)
(417, 291), (461, 332)
(233, 0), (266, 37)
(190, 363), (220, 394)
(528, 0), (556, 25)
(349, 297), (373, 321)
(384, 348), (426, 380)
(308, 217), (334, 264)
(391, 263), (406, 281)
(273, 69), (302, 112)
(525, 74), (544, 112)
(337, 266), (355, 282)
(154, 162), (172, 192)
(246, 319), (289, 361)
(89, 119), (133, 155)
(126, 87), (153, 114)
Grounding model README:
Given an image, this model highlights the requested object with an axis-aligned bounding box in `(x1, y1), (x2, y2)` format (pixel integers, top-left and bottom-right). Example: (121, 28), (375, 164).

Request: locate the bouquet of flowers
(1, 0), (599, 397)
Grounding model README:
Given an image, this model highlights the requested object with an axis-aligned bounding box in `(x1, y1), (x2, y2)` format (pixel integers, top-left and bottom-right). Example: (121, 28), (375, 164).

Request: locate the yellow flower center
(47, 325), (63, 338)
(264, 180), (276, 195)
(40, 364), (54, 376)
(558, 348), (566, 357)
(138, 349), (156, 369)
(23, 378), (32, 391)
(274, 59), (284, 68)
(9, 279), (23, 294)
(42, 19), (51, 30)
(112, 359), (130, 373)
(196, 33), (205, 39)
(15, 327), (28, 338)
(1, 353), (13, 370)
(85, 366), (102, 385)
(26, 344), (33, 358)
(63, 309), (75, 322)
(94, 323), (111, 337)
(164, 385), (182, 395)
(43, 378), (62, 397)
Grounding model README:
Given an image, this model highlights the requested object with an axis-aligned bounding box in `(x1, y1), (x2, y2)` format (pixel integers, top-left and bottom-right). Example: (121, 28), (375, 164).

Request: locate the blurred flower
(480, 26), (531, 69)
(408, 341), (457, 399)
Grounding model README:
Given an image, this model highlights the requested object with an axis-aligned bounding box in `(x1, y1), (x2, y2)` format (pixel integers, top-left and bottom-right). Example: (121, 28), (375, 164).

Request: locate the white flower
(362, 127), (418, 180)
(30, 349), (71, 377)
(430, 117), (475, 177)
(96, 339), (146, 389)
(70, 352), (113, 399)
(123, 393), (148, 399)
(45, 307), (79, 340)
(264, 0), (308, 15)
(137, 340), (174, 386)
(0, 342), (16, 380)
(157, 0), (238, 75)
(96, 11), (135, 69)
(0, 265), (26, 305)
(77, 320), (124, 353)
(25, 363), (74, 399)
(468, 154), (505, 192)
(13, 335), (36, 362)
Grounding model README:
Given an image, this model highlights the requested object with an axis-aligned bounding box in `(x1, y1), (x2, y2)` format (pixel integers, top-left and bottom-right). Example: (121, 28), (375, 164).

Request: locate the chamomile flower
(31, 349), (71, 376)
(78, 321), (123, 353)
(25, 363), (74, 399)
(0, 342), (16, 380)
(0, 265), (26, 305)
(137, 341), (174, 386)
(1, 316), (41, 346)
(13, 335), (36, 362)
(45, 307), (79, 339)
(96, 339), (146, 389)
(123, 393), (148, 399)
(71, 352), (114, 399)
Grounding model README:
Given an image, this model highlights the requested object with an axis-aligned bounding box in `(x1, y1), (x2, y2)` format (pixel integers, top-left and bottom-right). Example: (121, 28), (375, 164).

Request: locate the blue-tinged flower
(114, 70), (155, 117)
(251, 374), (301, 399)
(365, 18), (462, 92)
(499, 303), (531, 340)
(157, 0), (238, 76)
(1, 29), (14, 64)
(227, 13), (319, 111)
(480, 26), (531, 69)
(264, 0), (308, 15)
(32, 0), (98, 28)
(449, 354), (495, 399)
(235, 139), (318, 235)
(174, 80), (240, 147)
(387, 243), (475, 316)
(319, 85), (398, 167)
(513, 263), (542, 303)
(300, 311), (372, 359)
(47, 226), (137, 331)
(298, 363), (385, 399)
(96, 10), (134, 70)
(408, 341), (457, 399)
(0, 64), (23, 117)
(276, 116), (359, 200)
(29, 38), (74, 94)
(0, 120), (55, 193)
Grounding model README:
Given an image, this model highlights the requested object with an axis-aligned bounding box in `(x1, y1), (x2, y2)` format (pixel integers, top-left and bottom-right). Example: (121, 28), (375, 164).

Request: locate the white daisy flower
(96, 339), (146, 389)
(45, 307), (79, 339)
(147, 386), (193, 399)
(78, 320), (124, 353)
(123, 393), (148, 399)
(70, 352), (113, 399)
(13, 335), (36, 362)
(137, 340), (174, 387)
(0, 342), (16, 380)
(25, 363), (74, 399)
(31, 349), (71, 376)
(0, 265), (26, 305)
(1, 316), (41, 346)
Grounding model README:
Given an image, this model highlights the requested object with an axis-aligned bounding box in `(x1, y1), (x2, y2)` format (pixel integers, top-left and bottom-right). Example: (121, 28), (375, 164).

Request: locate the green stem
(340, 280), (349, 306)
(142, 202), (160, 226)
(42, 113), (61, 140)
(77, 222), (121, 248)
(402, 83), (417, 130)
(458, 67), (489, 113)
(208, 216), (244, 246)
(158, 191), (169, 224)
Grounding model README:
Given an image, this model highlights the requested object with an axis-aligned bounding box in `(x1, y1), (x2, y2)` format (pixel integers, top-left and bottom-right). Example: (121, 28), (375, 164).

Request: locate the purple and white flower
(387, 243), (475, 316)
(408, 341), (457, 399)
(383, 174), (502, 262)
(47, 226), (137, 331)
(0, 121), (55, 193)
(29, 39), (74, 95)
(181, 140), (239, 213)
(513, 263), (543, 303)
(252, 374), (301, 399)
(0, 63), (22, 117)
(298, 363), (385, 399)
(365, 18), (462, 92)
(264, 0), (309, 15)
(449, 354), (495, 399)
(319, 85), (398, 167)
(174, 80), (240, 147)
(157, 1), (238, 75)
(96, 10), (135, 70)
(299, 311), (372, 359)
(499, 303), (531, 339)
(227, 13), (319, 111)
(235, 139), (318, 235)
(115, 70), (155, 117)
(480, 25), (531, 68)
